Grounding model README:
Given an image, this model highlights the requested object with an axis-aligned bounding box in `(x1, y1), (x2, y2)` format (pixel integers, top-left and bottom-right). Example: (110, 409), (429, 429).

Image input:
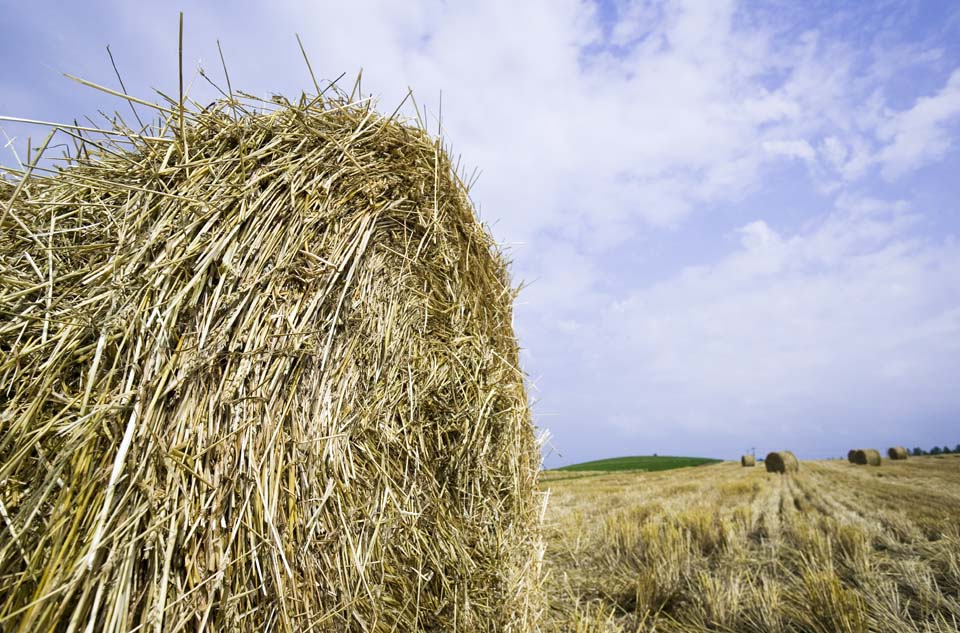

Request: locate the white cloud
(738, 220), (783, 251)
(538, 197), (960, 454)
(762, 139), (816, 162)
(8, 1), (956, 241)
(801, 68), (960, 183)
(876, 69), (960, 179)
(819, 136), (848, 170)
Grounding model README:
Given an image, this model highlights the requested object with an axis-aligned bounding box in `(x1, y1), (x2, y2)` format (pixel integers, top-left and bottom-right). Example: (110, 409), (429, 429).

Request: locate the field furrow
(542, 456), (960, 632)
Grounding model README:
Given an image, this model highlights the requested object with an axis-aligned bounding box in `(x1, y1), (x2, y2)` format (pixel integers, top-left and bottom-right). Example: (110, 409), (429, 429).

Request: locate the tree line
(911, 444), (960, 456)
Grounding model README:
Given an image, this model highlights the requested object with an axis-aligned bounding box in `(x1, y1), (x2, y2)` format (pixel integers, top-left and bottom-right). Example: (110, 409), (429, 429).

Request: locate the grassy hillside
(553, 455), (721, 473)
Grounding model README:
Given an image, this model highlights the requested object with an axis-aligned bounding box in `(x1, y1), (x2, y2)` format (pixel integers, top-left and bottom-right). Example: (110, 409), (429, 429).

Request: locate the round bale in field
(0, 90), (542, 631)
(741, 454), (756, 467)
(852, 448), (882, 466)
(847, 449), (857, 463)
(765, 451), (799, 473)
(888, 446), (909, 460)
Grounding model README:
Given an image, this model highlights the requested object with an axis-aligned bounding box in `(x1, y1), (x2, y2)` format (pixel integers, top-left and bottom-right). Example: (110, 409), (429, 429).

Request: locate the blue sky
(3, 1), (960, 465)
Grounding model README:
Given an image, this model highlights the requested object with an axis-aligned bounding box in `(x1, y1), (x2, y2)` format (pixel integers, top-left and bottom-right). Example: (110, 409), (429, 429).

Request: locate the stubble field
(541, 455), (960, 632)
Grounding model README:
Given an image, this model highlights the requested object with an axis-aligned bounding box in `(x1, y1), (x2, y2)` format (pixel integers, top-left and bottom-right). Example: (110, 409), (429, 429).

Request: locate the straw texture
(887, 446), (908, 460)
(852, 449), (882, 466)
(764, 451), (799, 474)
(0, 88), (543, 632)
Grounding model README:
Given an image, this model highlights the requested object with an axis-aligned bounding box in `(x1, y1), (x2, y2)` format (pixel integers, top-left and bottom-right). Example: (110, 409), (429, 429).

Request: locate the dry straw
(852, 449), (882, 466)
(0, 74), (543, 631)
(887, 446), (909, 460)
(741, 455), (755, 467)
(764, 451), (799, 474)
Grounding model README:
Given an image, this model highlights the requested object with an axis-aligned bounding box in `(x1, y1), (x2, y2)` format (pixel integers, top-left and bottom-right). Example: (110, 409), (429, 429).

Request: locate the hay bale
(847, 449), (857, 463)
(887, 446), (909, 460)
(764, 451), (799, 474)
(852, 448), (882, 466)
(741, 454), (756, 467)
(0, 88), (542, 631)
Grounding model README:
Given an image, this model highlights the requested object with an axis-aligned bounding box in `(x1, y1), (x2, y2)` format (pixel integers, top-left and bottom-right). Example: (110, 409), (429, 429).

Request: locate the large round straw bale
(764, 451), (799, 474)
(0, 91), (541, 631)
(741, 454), (756, 467)
(847, 449), (856, 463)
(887, 446), (909, 460)
(852, 448), (882, 466)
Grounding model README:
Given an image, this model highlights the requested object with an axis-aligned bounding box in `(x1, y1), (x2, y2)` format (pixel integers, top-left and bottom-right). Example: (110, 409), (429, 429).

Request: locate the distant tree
(913, 447), (924, 456)
(931, 446), (942, 455)
(955, 444), (960, 454)
(944, 446), (953, 454)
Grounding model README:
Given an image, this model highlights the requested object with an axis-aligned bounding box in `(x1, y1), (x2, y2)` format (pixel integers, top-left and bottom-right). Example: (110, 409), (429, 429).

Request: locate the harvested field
(541, 456), (960, 632)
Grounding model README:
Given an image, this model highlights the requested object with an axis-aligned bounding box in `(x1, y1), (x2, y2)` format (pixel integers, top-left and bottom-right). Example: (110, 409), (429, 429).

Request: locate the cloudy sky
(4, 1), (960, 465)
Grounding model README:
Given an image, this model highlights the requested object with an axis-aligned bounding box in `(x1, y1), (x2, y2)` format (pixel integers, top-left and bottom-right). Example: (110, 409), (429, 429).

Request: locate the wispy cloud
(876, 69), (960, 178)
(534, 195), (960, 457)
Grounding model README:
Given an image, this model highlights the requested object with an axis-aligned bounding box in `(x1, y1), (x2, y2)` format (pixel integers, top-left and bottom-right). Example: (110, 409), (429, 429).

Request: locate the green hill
(552, 455), (721, 473)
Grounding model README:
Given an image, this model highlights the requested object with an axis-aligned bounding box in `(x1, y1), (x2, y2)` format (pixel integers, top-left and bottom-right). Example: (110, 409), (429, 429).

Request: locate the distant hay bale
(888, 446), (909, 460)
(764, 451), (799, 474)
(852, 449), (882, 466)
(741, 454), (756, 467)
(847, 449), (857, 463)
(0, 88), (542, 631)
